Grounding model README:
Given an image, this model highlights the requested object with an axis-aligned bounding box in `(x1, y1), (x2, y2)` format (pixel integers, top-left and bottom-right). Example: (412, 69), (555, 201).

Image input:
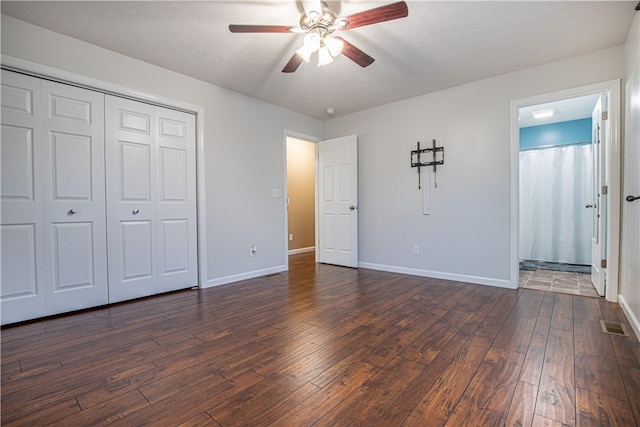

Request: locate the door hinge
(602, 111), (608, 121)
(602, 185), (608, 195)
(601, 259), (607, 269)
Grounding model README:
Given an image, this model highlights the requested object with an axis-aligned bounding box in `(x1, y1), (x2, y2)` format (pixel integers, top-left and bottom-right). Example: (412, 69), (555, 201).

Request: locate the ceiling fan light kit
(229, 1), (409, 73)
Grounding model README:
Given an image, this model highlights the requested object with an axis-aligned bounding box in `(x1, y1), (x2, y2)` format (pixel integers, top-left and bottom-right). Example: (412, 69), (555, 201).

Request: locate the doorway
(286, 136), (317, 257)
(517, 94), (599, 297)
(510, 80), (622, 301)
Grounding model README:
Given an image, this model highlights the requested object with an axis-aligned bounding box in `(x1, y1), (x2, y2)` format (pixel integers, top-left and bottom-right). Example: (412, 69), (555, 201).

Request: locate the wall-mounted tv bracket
(411, 139), (444, 189)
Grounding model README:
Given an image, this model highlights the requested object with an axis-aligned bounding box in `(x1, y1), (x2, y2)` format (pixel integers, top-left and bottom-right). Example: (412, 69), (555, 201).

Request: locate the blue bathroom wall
(520, 118), (592, 150)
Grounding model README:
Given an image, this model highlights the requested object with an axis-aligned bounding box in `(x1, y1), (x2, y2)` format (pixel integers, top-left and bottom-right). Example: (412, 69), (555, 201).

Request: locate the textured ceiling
(1, 1), (636, 120)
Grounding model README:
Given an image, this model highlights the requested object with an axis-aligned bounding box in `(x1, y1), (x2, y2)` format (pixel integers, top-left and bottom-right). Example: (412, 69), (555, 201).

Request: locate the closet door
(156, 107), (197, 292)
(106, 97), (197, 302)
(41, 80), (108, 315)
(106, 96), (157, 303)
(0, 71), (46, 324)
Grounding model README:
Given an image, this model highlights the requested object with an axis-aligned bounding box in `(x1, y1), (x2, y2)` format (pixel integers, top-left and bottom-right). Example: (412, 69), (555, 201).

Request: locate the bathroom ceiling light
(532, 109), (555, 119)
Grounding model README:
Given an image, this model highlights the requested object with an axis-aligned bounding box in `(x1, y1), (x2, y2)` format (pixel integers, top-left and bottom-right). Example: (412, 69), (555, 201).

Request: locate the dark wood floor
(2, 252), (639, 427)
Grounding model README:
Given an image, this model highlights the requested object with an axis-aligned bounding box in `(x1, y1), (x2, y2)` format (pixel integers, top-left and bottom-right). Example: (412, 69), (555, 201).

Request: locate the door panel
(319, 135), (358, 267)
(591, 95), (606, 296)
(107, 96), (157, 302)
(155, 107), (197, 293)
(51, 132), (93, 199)
(0, 71), (46, 324)
(41, 80), (108, 315)
(52, 222), (95, 290)
(121, 221), (154, 280)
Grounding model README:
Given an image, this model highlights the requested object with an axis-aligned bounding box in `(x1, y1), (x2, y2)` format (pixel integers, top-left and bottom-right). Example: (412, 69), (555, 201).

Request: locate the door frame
(509, 79), (622, 302)
(283, 130), (321, 270)
(2, 54), (209, 289)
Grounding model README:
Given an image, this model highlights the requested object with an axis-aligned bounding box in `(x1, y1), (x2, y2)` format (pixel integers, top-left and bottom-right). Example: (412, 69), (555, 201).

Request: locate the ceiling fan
(229, 0), (409, 73)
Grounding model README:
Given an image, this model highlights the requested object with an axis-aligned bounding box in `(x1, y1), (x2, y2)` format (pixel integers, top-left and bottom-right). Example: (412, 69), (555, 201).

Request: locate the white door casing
(591, 94), (606, 296)
(318, 135), (358, 268)
(106, 96), (197, 303)
(1, 71), (47, 324)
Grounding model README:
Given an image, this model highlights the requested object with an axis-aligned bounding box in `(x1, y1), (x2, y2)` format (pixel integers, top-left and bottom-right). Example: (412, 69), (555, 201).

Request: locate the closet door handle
(132, 209), (140, 215)
(585, 204), (594, 208)
(626, 195), (640, 202)
(67, 209), (76, 215)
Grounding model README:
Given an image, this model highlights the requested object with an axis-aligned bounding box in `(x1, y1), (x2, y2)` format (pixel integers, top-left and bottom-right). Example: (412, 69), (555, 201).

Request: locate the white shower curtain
(519, 143), (592, 265)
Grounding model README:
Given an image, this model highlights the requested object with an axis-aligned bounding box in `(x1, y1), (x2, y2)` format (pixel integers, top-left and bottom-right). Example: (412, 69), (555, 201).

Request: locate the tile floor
(519, 268), (600, 297)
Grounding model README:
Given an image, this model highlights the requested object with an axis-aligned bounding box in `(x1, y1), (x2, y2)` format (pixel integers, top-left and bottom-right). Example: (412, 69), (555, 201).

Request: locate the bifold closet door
(1, 71), (108, 324)
(106, 96), (197, 303)
(41, 80), (108, 315)
(1, 71), (46, 324)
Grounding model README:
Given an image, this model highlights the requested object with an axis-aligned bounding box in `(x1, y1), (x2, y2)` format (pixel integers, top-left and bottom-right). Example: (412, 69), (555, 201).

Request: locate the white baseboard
(288, 246), (315, 255)
(202, 265), (287, 288)
(618, 294), (640, 340)
(358, 262), (515, 289)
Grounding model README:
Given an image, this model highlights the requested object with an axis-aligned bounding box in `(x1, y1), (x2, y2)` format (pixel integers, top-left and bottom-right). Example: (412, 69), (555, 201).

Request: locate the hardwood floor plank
(50, 389), (150, 426)
(177, 412), (221, 427)
(443, 347), (525, 426)
(610, 333), (640, 368)
(266, 361), (378, 426)
(575, 353), (628, 402)
(402, 334), (493, 427)
(520, 313), (552, 385)
(550, 293), (573, 332)
(313, 356), (426, 426)
(536, 327), (576, 426)
(532, 414), (567, 426)
(0, 398), (81, 427)
(505, 381), (538, 427)
(620, 366), (640, 423)
(576, 387), (636, 426)
(492, 289), (544, 354)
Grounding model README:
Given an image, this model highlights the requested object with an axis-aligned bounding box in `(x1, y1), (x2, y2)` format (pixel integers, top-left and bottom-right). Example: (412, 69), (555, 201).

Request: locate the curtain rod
(519, 140), (591, 152)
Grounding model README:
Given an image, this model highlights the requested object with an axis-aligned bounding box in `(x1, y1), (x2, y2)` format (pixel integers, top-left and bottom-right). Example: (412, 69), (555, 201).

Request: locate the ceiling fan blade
(335, 37), (374, 68)
(301, 0), (322, 17)
(282, 53), (304, 73)
(341, 1), (408, 30)
(229, 24), (293, 33)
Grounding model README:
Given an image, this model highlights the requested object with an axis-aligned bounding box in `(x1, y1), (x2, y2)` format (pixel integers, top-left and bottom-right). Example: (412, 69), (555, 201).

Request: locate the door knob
(67, 209), (76, 215)
(585, 204), (594, 208)
(132, 209), (140, 214)
(626, 195), (640, 202)
(349, 205), (357, 211)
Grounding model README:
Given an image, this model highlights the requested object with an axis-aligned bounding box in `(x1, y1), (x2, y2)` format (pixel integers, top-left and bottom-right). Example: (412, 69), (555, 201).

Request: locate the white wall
(620, 12), (640, 337)
(324, 46), (625, 288)
(1, 15), (324, 287)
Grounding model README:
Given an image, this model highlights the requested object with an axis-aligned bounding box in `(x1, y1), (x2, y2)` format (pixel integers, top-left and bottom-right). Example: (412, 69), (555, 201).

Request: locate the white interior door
(318, 135), (358, 267)
(106, 96), (197, 302)
(155, 106), (197, 293)
(106, 96), (158, 303)
(41, 80), (108, 315)
(1, 71), (46, 324)
(591, 94), (606, 296)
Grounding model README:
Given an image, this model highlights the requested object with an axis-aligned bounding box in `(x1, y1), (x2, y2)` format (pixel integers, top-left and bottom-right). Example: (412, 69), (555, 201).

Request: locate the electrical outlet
(289, 234), (293, 241)
(250, 244), (257, 256)
(413, 245), (420, 255)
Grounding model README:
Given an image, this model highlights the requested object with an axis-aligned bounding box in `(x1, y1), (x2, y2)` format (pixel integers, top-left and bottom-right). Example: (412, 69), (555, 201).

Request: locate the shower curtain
(519, 143), (592, 265)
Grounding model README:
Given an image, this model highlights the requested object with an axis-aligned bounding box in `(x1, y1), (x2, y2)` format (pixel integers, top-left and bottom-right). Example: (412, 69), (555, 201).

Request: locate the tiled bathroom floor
(519, 269), (600, 297)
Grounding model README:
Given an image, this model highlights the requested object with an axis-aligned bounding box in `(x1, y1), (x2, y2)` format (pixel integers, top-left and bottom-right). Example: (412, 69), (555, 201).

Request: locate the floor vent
(600, 320), (630, 336)
(262, 273), (284, 278)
